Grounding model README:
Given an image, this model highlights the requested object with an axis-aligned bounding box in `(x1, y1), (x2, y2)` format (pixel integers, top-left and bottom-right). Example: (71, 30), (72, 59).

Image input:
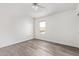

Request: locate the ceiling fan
(32, 3), (45, 10)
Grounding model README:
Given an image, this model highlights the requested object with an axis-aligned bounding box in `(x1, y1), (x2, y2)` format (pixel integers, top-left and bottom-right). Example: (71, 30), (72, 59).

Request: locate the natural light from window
(40, 21), (46, 34)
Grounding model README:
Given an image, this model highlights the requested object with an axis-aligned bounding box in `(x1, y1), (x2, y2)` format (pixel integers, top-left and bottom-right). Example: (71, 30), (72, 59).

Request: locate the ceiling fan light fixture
(32, 5), (38, 10)
(32, 3), (39, 10)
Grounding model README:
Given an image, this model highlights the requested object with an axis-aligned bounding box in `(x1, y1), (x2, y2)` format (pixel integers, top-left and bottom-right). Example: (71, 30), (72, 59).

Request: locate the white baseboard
(0, 36), (33, 48)
(36, 37), (79, 48)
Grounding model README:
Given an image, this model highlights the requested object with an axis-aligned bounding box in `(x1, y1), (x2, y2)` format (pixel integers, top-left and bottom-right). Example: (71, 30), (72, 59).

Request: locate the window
(40, 21), (46, 34)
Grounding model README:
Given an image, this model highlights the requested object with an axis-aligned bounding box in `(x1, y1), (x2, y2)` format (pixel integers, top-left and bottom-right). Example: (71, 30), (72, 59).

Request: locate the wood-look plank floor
(0, 39), (79, 56)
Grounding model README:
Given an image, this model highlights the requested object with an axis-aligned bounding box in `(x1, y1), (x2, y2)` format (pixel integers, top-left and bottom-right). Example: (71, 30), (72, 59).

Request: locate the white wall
(0, 4), (33, 47)
(35, 10), (79, 48)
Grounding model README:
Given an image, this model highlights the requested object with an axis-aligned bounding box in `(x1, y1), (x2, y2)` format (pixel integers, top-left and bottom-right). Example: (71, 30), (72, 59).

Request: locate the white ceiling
(30, 3), (77, 18)
(0, 3), (77, 18)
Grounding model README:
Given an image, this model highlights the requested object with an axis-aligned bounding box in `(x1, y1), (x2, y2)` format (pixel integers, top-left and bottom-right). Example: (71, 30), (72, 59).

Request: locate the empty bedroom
(0, 3), (79, 56)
